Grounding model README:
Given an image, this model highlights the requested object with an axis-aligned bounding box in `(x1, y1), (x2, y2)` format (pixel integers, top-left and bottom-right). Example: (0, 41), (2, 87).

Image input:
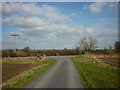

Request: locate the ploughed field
(2, 57), (56, 88)
(2, 58), (42, 83)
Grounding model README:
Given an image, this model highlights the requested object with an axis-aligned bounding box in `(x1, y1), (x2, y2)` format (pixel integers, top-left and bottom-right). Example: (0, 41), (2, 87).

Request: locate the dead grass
(83, 53), (119, 68)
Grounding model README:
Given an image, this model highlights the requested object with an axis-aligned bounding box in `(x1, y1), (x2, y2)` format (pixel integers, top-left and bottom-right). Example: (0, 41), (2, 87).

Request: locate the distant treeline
(31, 49), (119, 56)
(2, 48), (80, 57)
(31, 49), (80, 56)
(2, 37), (120, 57)
(1, 47), (119, 57)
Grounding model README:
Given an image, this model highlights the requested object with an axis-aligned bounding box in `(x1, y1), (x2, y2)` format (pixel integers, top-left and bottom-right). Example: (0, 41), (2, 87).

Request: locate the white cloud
(89, 2), (106, 14)
(1, 2), (100, 49)
(84, 2), (117, 14)
(70, 13), (77, 17)
(2, 3), (86, 49)
(19, 23), (94, 44)
(2, 3), (69, 22)
(85, 28), (94, 33)
(2, 3), (40, 16)
(0, 3), (2, 15)
(2, 2), (118, 49)
(107, 2), (118, 9)
(97, 29), (118, 38)
(95, 29), (118, 48)
(2, 40), (13, 49)
(3, 16), (49, 28)
(2, 39), (30, 49)
(2, 3), (86, 36)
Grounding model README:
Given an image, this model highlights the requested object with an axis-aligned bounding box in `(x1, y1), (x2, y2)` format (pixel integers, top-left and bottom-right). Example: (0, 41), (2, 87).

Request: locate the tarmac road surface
(24, 56), (84, 88)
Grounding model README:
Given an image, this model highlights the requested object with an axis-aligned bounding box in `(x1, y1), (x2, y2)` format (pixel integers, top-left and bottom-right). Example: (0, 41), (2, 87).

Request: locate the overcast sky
(2, 2), (118, 49)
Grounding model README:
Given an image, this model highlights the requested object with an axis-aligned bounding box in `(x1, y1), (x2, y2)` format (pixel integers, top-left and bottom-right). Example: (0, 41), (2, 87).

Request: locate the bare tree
(76, 36), (97, 51)
(88, 36), (97, 50)
(79, 37), (88, 50)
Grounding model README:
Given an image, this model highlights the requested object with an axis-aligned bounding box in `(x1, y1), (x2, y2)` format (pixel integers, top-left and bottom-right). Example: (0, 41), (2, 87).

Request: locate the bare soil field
(2, 63), (39, 82)
(2, 58), (40, 83)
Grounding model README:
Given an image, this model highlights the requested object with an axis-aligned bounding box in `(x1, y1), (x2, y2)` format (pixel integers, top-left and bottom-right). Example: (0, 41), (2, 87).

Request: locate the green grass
(72, 56), (119, 88)
(2, 58), (56, 88)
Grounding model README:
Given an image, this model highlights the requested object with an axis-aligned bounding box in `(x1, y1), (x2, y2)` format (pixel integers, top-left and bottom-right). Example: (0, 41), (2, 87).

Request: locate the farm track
(25, 56), (83, 88)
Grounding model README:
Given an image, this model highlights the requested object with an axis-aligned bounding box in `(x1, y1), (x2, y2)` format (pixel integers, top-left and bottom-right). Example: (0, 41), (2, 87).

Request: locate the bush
(2, 49), (31, 57)
(17, 51), (28, 57)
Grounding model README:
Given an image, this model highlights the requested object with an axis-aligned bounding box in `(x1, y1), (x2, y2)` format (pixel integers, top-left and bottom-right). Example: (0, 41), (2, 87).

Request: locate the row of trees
(31, 49), (80, 56)
(2, 47), (31, 57)
(2, 36), (120, 57)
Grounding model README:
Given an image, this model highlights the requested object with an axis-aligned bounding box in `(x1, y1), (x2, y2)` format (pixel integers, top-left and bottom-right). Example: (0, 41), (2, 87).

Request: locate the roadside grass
(2, 58), (56, 88)
(72, 56), (119, 88)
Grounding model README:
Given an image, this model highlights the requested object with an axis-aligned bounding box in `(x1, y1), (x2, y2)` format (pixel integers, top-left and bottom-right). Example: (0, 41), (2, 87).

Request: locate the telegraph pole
(11, 33), (19, 52)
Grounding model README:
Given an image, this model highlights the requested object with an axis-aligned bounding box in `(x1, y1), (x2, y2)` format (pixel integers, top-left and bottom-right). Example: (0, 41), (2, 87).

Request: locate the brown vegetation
(31, 49), (80, 56)
(83, 50), (119, 68)
(2, 48), (80, 57)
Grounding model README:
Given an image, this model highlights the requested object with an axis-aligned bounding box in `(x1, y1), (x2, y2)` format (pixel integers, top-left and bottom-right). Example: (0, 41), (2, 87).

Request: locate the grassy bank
(72, 56), (119, 88)
(2, 58), (56, 88)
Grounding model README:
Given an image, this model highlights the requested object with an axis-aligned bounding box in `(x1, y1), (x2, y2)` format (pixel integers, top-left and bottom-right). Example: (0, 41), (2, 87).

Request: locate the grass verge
(72, 56), (119, 88)
(2, 58), (56, 88)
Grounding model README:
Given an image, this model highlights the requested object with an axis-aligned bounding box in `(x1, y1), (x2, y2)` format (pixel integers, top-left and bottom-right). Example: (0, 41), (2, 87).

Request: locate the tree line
(2, 36), (120, 57)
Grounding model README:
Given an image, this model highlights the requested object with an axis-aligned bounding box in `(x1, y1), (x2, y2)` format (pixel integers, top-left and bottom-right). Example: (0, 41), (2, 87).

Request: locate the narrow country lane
(24, 56), (84, 88)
